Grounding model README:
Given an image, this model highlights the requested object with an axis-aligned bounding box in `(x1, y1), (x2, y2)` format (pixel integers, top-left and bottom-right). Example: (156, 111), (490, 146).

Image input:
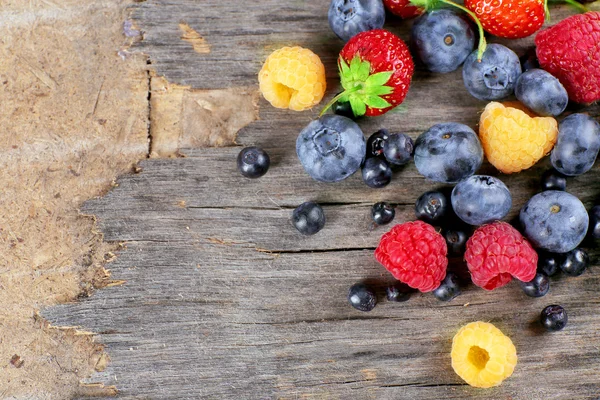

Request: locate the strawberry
(383, 0), (423, 19)
(321, 29), (414, 118)
(464, 0), (546, 39)
(535, 11), (600, 104)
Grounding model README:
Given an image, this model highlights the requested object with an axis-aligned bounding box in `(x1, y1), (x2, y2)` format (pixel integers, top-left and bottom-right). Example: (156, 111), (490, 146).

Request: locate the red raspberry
(375, 221), (447, 292)
(465, 222), (537, 291)
(535, 12), (600, 104)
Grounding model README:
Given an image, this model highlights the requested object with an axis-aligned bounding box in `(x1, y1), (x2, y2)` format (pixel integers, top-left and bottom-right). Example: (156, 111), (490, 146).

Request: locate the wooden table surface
(46, 1), (600, 398)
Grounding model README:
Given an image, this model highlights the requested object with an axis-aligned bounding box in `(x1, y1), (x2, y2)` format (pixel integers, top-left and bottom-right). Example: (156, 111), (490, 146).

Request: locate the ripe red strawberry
(536, 11), (600, 104)
(465, 0), (545, 39)
(375, 221), (448, 292)
(465, 222), (538, 291)
(323, 29), (414, 117)
(383, 0), (423, 19)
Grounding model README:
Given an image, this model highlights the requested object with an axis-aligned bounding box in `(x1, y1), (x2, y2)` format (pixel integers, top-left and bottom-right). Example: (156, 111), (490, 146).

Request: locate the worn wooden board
(44, 0), (600, 399)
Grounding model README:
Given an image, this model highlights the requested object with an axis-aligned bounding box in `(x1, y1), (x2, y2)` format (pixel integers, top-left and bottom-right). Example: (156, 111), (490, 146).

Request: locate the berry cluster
(238, 0), (600, 390)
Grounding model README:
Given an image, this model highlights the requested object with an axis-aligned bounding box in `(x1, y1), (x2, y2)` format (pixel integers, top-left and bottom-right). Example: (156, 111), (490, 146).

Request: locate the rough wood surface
(45, 1), (600, 398)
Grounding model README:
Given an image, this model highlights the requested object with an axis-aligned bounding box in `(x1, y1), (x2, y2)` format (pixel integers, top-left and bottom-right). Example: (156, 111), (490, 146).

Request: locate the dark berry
(372, 202), (395, 225)
(559, 248), (589, 277)
(541, 305), (568, 331)
(383, 133), (414, 166)
(588, 205), (600, 239)
(445, 229), (468, 256)
(292, 202), (326, 236)
(348, 283), (377, 312)
(362, 157), (392, 188)
(386, 283), (411, 302)
(519, 272), (550, 297)
(366, 129), (389, 159)
(237, 147), (270, 178)
(415, 190), (448, 224)
(515, 69), (568, 117)
(519, 46), (539, 72)
(541, 169), (567, 191)
(537, 251), (562, 277)
(328, 0), (385, 42)
(333, 99), (357, 120)
(433, 273), (461, 301)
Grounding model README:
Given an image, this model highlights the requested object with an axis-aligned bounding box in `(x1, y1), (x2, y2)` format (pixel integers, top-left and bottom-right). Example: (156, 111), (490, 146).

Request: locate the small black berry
(372, 202), (395, 225)
(444, 229), (468, 256)
(362, 157), (392, 188)
(348, 283), (377, 312)
(541, 305), (568, 331)
(588, 205), (600, 239)
(433, 273), (461, 302)
(541, 169), (567, 191)
(559, 248), (589, 276)
(292, 202), (326, 236)
(386, 283), (411, 302)
(537, 251), (562, 276)
(519, 272), (550, 297)
(237, 147), (270, 178)
(333, 103), (356, 120)
(365, 129), (389, 159)
(415, 191), (448, 224)
(383, 133), (414, 166)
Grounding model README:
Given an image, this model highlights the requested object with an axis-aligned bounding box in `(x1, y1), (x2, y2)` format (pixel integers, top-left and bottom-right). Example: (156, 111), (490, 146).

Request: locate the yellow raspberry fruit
(479, 102), (558, 174)
(451, 321), (517, 388)
(258, 46), (326, 112)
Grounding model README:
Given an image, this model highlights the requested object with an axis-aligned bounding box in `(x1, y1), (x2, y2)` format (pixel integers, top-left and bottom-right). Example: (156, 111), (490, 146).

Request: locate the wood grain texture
(45, 0), (600, 398)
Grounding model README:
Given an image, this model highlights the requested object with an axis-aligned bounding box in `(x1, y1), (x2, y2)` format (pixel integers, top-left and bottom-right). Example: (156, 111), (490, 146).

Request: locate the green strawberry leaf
(364, 71), (392, 88)
(349, 95), (367, 117)
(320, 54), (399, 117)
(363, 95), (392, 110)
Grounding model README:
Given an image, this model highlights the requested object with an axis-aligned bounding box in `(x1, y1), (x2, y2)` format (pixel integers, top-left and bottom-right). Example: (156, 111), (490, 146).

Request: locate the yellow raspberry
(258, 46), (326, 112)
(479, 102), (558, 174)
(451, 321), (517, 388)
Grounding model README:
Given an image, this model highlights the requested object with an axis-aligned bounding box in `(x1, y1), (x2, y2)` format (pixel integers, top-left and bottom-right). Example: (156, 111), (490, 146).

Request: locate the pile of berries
(237, 0), (600, 389)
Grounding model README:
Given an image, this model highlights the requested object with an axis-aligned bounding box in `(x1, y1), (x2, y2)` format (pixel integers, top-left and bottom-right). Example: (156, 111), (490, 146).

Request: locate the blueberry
(348, 283), (377, 311)
(386, 283), (411, 302)
(237, 147), (270, 178)
(383, 133), (414, 166)
(451, 175), (512, 226)
(462, 44), (522, 101)
(410, 9), (475, 73)
(519, 47), (539, 72)
(328, 0), (385, 42)
(433, 273), (461, 301)
(551, 113), (600, 176)
(362, 157), (392, 188)
(415, 190), (448, 224)
(444, 229), (468, 256)
(414, 123), (483, 183)
(292, 202), (326, 236)
(520, 191), (589, 253)
(519, 272), (550, 297)
(588, 205), (600, 239)
(559, 248), (589, 276)
(537, 251), (562, 277)
(541, 305), (568, 332)
(541, 169), (567, 191)
(297, 115), (366, 182)
(366, 129), (389, 159)
(515, 69), (568, 117)
(372, 202), (395, 225)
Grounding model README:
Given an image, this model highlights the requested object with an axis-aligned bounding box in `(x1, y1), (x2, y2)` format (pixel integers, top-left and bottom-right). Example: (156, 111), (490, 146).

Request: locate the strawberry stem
(410, 0), (487, 61)
(319, 86), (359, 117)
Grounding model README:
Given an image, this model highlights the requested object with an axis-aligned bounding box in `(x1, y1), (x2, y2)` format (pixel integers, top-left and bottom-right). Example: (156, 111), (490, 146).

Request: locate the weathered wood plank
(41, 0), (600, 398)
